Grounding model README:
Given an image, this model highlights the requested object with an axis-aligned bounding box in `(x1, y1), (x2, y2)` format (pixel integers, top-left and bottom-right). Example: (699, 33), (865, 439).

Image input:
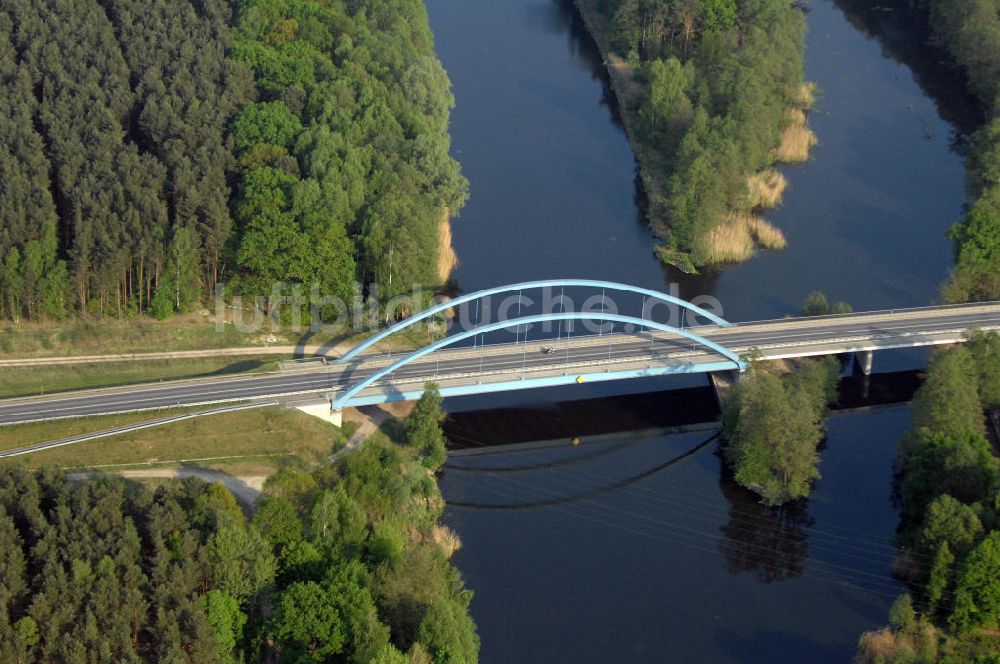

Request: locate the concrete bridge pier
(854, 350), (874, 377)
(853, 351), (874, 400)
(709, 369), (743, 411)
(295, 397), (343, 427)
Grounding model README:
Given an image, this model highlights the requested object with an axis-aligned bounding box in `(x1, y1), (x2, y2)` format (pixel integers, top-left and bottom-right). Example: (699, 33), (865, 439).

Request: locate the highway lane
(2, 304), (999, 424)
(0, 339), (700, 423)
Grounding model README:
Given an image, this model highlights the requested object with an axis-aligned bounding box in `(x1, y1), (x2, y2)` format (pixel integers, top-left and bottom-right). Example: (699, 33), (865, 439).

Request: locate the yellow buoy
(576, 376), (585, 384)
(571, 437), (581, 446)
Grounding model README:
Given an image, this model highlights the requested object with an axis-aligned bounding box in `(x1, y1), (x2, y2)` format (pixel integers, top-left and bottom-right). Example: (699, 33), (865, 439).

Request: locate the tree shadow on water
(716, 465), (814, 584)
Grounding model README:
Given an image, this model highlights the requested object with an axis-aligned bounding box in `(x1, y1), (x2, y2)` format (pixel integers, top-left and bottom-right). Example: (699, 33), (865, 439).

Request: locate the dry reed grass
(437, 212), (458, 282)
(776, 123), (817, 163)
(854, 629), (899, 664)
(854, 622), (939, 664)
(795, 82), (817, 109)
(701, 213), (787, 263)
(432, 525), (462, 558)
(746, 168), (788, 209)
(775, 103), (817, 163)
(748, 216), (787, 250)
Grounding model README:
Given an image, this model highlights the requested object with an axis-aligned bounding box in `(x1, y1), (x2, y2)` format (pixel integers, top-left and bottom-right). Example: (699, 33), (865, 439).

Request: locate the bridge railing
(732, 299), (1000, 326)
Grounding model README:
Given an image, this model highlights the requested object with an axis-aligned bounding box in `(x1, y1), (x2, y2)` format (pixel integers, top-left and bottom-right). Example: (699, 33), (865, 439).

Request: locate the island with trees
(720, 294), (847, 506)
(721, 353), (839, 506)
(574, 0), (814, 272)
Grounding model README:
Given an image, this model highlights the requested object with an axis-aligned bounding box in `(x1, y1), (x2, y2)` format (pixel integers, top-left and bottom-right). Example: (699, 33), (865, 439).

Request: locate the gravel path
(68, 468), (267, 504)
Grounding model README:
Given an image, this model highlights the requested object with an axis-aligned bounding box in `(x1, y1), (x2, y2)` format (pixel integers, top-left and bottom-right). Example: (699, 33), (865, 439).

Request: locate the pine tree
(900, 345), (986, 465)
(405, 382), (447, 471)
(951, 532), (1000, 633)
(926, 541), (955, 617)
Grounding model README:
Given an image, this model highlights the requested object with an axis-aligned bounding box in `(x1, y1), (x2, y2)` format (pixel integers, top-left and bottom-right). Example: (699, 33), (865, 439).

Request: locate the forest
(854, 332), (1000, 662)
(0, 0), (465, 322)
(921, 0), (1000, 303)
(0, 385), (478, 663)
(579, 0), (809, 270)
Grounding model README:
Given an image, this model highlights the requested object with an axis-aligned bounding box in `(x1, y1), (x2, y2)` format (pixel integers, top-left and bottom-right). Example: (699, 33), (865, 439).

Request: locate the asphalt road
(2, 304), (998, 425)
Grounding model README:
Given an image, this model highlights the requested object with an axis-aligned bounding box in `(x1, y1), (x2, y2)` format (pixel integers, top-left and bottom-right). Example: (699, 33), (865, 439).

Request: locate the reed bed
(432, 525), (462, 558)
(701, 213), (787, 263)
(776, 107), (817, 163)
(795, 82), (817, 109)
(437, 212), (458, 282)
(746, 168), (788, 209)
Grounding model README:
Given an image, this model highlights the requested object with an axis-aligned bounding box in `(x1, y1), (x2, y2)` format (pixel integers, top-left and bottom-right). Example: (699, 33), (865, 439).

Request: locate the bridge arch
(337, 279), (731, 363)
(332, 311), (745, 410)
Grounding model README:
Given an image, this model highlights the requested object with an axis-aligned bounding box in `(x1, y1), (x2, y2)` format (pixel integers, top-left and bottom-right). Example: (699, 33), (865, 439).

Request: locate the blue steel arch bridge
(330, 279), (747, 414)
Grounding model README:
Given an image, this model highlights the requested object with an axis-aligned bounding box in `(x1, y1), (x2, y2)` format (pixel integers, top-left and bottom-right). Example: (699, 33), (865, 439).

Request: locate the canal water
(423, 0), (974, 660)
(442, 409), (910, 663)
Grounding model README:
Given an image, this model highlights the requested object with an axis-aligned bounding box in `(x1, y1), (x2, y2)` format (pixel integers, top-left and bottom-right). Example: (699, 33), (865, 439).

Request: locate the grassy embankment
(0, 313), (294, 397)
(574, 0), (815, 271)
(0, 310), (440, 396)
(0, 355), (285, 399)
(0, 310), (434, 358)
(0, 406), (354, 474)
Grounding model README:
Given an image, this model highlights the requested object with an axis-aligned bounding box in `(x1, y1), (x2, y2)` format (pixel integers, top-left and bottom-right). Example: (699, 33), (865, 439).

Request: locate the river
(423, 0), (974, 660)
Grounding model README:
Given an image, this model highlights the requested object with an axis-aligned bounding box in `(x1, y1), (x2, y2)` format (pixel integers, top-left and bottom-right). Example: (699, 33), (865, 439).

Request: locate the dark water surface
(695, 0), (974, 319)
(424, 0), (970, 660)
(441, 409), (910, 663)
(429, 0), (971, 322)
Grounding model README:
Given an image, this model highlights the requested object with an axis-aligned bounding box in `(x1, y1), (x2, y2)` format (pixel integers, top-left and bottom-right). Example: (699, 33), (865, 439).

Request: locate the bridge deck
(1, 302), (998, 424)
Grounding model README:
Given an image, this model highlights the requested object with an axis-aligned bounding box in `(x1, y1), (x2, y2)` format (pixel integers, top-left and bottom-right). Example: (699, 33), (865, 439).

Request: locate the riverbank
(573, 0), (814, 271)
(911, 0), (1000, 303)
(570, 0), (660, 225)
(854, 338), (1000, 662)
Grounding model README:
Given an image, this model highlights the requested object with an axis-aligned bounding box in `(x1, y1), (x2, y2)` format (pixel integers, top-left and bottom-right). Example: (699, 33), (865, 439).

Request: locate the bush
(148, 283), (175, 320)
